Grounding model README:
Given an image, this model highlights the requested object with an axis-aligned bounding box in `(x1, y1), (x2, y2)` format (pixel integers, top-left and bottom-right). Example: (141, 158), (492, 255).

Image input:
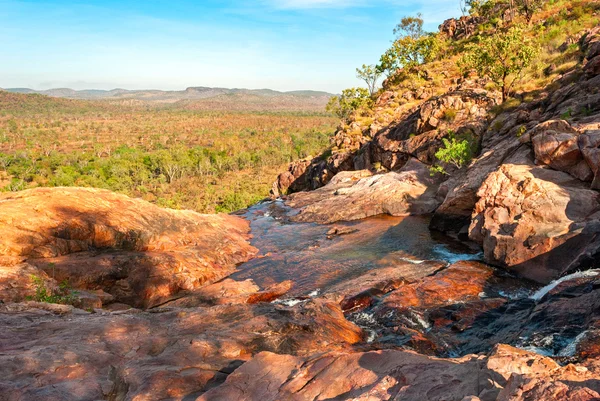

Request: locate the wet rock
(0, 298), (362, 401)
(0, 187), (257, 308)
(287, 158), (442, 223)
(325, 259), (446, 312)
(469, 162), (600, 284)
(380, 261), (493, 311)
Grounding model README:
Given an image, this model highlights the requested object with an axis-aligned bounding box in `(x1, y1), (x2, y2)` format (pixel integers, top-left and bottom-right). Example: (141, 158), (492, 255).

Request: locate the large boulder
(286, 158), (442, 223)
(530, 120), (594, 182)
(0, 298), (362, 401)
(469, 163), (600, 284)
(0, 187), (257, 308)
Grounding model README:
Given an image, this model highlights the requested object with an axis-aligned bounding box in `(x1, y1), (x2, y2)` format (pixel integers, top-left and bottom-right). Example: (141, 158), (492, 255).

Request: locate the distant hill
(2, 86), (335, 112)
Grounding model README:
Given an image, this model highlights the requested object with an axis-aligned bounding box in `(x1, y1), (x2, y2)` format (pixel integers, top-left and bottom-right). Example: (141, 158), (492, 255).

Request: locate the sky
(0, 0), (462, 93)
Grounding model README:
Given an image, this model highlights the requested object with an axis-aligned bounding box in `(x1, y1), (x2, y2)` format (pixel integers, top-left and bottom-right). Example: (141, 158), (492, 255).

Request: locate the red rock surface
(0, 298), (362, 401)
(198, 345), (600, 401)
(0, 187), (257, 307)
(287, 158), (442, 223)
(469, 163), (600, 284)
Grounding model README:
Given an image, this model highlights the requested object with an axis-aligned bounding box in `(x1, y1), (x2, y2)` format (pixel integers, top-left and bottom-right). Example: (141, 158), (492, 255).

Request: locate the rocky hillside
(4, 2), (600, 401)
(274, 6), (600, 286)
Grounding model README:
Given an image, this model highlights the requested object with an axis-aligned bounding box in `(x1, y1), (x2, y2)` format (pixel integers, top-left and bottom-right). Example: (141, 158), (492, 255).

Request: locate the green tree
(514, 0), (545, 24)
(459, 26), (537, 102)
(377, 14), (439, 76)
(326, 88), (372, 120)
(356, 64), (382, 96)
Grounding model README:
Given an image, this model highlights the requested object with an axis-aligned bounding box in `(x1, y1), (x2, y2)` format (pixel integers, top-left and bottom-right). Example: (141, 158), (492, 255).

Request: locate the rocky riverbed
(1, 188), (600, 400)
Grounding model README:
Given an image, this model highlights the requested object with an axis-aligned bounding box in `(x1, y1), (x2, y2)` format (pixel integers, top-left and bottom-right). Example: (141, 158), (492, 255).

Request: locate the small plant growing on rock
(443, 109), (458, 122)
(27, 275), (77, 305)
(430, 132), (476, 175)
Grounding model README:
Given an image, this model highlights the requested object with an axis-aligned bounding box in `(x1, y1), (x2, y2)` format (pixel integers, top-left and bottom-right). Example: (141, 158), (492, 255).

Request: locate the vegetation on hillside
(329, 0), (600, 168)
(0, 92), (335, 212)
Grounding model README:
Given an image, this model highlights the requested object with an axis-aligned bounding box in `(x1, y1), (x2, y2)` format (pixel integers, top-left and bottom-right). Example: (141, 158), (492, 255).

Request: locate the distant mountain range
(2, 87), (335, 112)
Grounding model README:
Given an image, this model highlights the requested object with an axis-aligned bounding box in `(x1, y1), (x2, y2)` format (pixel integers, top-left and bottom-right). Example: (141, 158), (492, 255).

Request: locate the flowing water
(232, 200), (483, 295)
(232, 200), (597, 360)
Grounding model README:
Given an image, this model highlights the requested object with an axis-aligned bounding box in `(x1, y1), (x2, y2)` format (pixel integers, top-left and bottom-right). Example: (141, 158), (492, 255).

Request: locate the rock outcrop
(0, 298), (362, 401)
(469, 162), (600, 284)
(287, 158), (442, 223)
(0, 187), (257, 308)
(198, 345), (600, 401)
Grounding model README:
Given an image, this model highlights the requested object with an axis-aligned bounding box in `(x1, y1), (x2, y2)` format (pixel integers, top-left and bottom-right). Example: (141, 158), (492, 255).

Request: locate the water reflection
(231, 201), (481, 296)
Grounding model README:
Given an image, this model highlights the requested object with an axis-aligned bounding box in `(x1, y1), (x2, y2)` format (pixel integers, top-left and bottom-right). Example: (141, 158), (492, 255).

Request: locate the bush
(326, 88), (372, 120)
(27, 275), (77, 305)
(431, 133), (477, 175)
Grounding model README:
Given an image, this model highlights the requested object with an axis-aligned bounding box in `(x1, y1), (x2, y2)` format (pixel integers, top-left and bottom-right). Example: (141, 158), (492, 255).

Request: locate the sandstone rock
(0, 261), (55, 302)
(198, 345), (600, 401)
(439, 16), (484, 40)
(380, 261), (493, 311)
(0, 188), (257, 308)
(162, 278), (292, 307)
(324, 259), (446, 312)
(287, 158), (442, 223)
(530, 120), (593, 181)
(373, 89), (498, 167)
(271, 158), (312, 196)
(0, 298), (362, 401)
(580, 130), (600, 189)
(469, 163), (600, 283)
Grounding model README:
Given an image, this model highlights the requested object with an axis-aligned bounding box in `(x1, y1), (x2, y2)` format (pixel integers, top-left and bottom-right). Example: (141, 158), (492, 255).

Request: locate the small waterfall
(530, 269), (600, 301)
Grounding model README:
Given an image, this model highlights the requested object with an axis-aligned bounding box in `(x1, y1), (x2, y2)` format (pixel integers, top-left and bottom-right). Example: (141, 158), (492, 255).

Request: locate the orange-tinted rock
(531, 120), (593, 182)
(287, 158), (442, 223)
(198, 345), (600, 401)
(469, 163), (600, 284)
(0, 187), (257, 308)
(381, 261), (493, 311)
(0, 298), (362, 401)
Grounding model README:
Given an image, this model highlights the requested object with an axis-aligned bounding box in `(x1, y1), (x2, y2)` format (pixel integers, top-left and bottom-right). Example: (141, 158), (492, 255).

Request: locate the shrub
(326, 88), (372, 120)
(460, 26), (538, 102)
(431, 133), (477, 175)
(27, 275), (77, 305)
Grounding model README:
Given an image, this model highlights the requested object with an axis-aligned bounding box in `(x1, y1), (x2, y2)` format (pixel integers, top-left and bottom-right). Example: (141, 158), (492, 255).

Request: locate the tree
(459, 26), (537, 102)
(393, 13), (425, 40)
(514, 0), (545, 23)
(356, 64), (382, 96)
(377, 14), (440, 77)
(326, 88), (372, 120)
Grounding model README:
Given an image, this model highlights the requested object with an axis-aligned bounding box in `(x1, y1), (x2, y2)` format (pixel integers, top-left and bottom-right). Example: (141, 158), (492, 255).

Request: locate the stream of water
(232, 200), (595, 360)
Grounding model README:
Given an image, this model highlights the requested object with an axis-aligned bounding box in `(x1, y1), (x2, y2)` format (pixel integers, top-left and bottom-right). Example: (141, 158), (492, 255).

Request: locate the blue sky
(0, 0), (461, 92)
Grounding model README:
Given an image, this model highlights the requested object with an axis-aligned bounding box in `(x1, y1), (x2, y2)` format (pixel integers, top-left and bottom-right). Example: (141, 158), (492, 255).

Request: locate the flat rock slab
(287, 158), (442, 224)
(0, 298), (362, 401)
(198, 345), (600, 401)
(0, 187), (258, 307)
